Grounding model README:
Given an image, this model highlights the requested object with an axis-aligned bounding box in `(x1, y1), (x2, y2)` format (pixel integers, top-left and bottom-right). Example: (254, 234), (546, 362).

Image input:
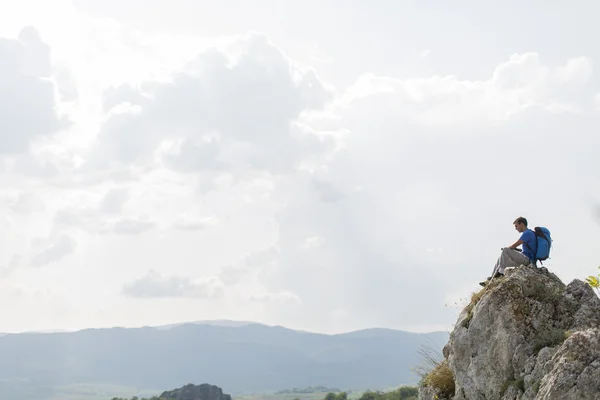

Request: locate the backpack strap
(523, 229), (538, 265)
(534, 227), (549, 242)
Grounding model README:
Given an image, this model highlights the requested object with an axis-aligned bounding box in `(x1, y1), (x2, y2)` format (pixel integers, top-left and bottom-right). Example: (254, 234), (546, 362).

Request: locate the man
(479, 217), (536, 287)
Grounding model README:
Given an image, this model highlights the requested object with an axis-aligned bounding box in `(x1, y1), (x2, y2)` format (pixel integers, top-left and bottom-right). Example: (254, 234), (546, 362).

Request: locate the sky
(1, 0), (599, 335)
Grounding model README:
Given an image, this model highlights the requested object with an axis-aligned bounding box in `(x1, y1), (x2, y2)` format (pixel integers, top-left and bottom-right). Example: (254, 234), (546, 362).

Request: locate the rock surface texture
(418, 264), (600, 400)
(159, 383), (233, 400)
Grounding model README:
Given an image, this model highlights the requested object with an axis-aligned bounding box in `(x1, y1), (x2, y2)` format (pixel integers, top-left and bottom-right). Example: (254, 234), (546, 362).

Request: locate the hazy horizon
(0, 318), (449, 335)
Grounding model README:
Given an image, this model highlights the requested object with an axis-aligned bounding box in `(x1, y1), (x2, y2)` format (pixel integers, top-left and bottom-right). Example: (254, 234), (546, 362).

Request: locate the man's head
(513, 216), (528, 233)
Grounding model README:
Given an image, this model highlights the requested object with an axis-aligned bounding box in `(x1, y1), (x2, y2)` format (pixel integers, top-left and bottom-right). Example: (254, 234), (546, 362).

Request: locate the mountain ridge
(152, 321), (448, 338)
(0, 320), (447, 397)
(0, 319), (447, 337)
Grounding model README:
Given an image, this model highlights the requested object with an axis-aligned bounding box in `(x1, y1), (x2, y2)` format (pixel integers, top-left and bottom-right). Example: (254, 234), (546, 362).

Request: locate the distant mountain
(0, 321), (448, 397)
(154, 319), (258, 330)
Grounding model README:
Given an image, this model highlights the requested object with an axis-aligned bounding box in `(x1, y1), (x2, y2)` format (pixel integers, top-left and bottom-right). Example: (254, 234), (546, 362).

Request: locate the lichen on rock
(418, 264), (600, 400)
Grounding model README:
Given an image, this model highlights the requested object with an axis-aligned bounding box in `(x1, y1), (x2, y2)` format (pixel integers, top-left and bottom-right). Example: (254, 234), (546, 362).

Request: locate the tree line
(322, 386), (418, 400)
(110, 385), (419, 400)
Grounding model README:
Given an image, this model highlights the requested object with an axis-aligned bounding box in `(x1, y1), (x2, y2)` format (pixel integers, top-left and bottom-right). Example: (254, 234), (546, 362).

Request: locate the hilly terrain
(0, 321), (447, 399)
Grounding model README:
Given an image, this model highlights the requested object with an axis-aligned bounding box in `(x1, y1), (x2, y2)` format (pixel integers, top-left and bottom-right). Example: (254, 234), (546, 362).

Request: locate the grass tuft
(461, 287), (487, 328)
(422, 360), (455, 399)
(414, 345), (455, 399)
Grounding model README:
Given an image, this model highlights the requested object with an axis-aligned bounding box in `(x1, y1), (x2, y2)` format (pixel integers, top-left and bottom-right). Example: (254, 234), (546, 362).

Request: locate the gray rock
(501, 385), (523, 400)
(418, 264), (600, 400)
(564, 280), (600, 330)
(418, 384), (452, 400)
(522, 346), (556, 399)
(536, 328), (600, 400)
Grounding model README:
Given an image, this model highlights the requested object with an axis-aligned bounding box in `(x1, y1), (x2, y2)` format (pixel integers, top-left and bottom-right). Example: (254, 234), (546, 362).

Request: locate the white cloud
(555, 56), (593, 84)
(0, 27), (67, 155)
(301, 236), (325, 249)
(425, 248), (443, 254)
(339, 53), (594, 127)
(55, 208), (155, 235)
(112, 218), (154, 235)
(252, 51), (600, 332)
(311, 178), (346, 202)
(250, 290), (302, 304)
(51, 181), (213, 237)
(172, 215), (219, 231)
(123, 269), (225, 299)
(8, 192), (46, 214)
(0, 255), (22, 277)
(82, 33), (340, 178)
(100, 188), (130, 214)
(1, 1), (599, 335)
(594, 93), (600, 111)
(30, 233), (76, 267)
(218, 246), (279, 286)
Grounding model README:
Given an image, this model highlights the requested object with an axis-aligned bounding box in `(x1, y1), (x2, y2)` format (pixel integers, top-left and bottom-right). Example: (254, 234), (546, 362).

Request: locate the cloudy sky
(1, 0), (599, 335)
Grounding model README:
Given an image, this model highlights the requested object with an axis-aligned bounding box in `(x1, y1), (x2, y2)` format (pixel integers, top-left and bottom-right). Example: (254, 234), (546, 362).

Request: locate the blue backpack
(526, 227), (552, 264)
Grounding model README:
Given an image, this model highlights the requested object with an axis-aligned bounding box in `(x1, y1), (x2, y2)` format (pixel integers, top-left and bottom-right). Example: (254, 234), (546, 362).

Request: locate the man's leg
(481, 250), (506, 286)
(491, 252), (502, 276)
(480, 248), (531, 286)
(496, 248), (531, 274)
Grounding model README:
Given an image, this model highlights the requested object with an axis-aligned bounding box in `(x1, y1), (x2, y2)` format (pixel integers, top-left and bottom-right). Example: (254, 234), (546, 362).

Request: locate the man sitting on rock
(479, 216), (536, 286)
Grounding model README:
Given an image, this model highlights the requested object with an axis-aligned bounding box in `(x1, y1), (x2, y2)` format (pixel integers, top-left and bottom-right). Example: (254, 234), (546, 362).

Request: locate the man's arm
(508, 239), (524, 249)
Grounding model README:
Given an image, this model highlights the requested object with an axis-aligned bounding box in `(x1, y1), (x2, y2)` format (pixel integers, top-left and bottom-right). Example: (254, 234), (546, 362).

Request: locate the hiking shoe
(479, 272), (504, 287)
(487, 272), (504, 280)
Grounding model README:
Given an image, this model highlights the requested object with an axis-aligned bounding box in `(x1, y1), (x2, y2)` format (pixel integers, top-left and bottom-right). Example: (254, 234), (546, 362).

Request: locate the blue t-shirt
(520, 229), (537, 261)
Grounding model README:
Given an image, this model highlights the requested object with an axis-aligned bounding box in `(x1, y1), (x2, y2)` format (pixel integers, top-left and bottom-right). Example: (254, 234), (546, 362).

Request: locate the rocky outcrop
(419, 264), (600, 400)
(159, 383), (233, 400)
